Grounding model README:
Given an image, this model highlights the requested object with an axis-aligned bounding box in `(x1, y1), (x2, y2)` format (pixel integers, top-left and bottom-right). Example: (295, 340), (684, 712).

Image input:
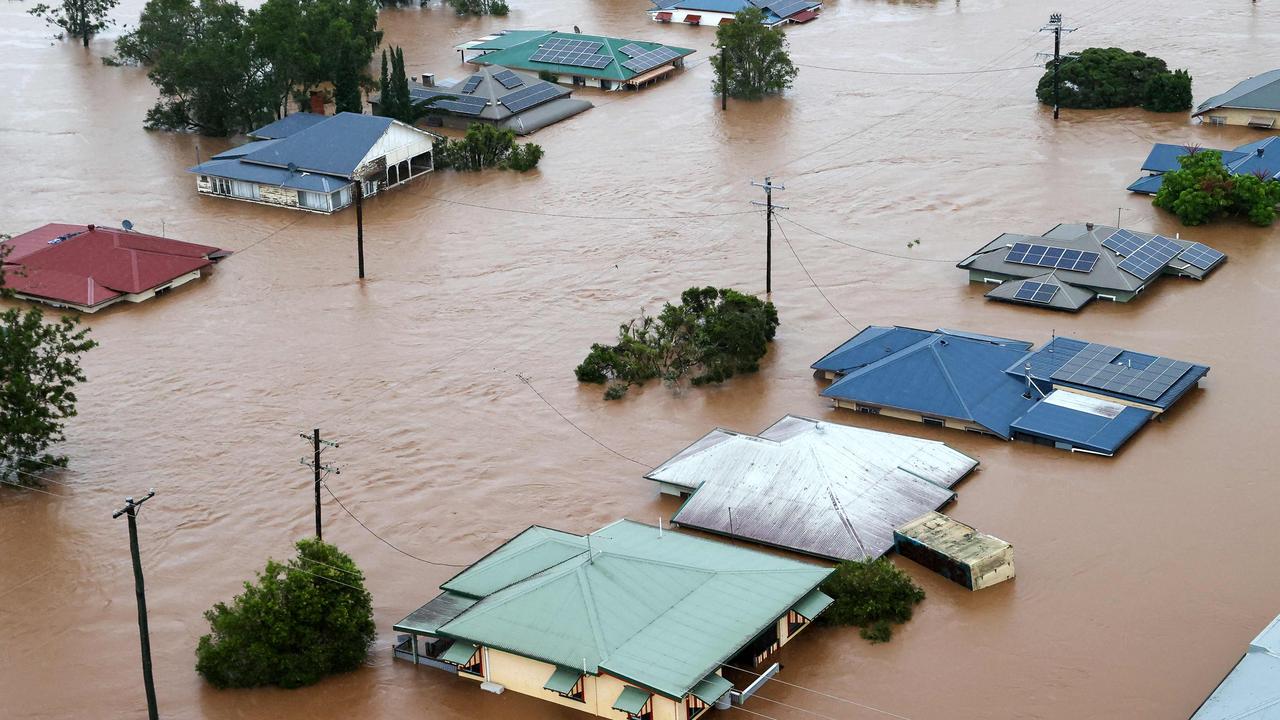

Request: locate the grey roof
(394, 591), (478, 634)
(188, 157), (352, 193)
(1191, 613), (1280, 720)
(958, 223), (1225, 306)
(984, 271), (1096, 312)
(247, 112), (329, 140)
(1196, 69), (1280, 114)
(379, 65), (593, 133)
(241, 112), (395, 177)
(659, 415), (978, 561)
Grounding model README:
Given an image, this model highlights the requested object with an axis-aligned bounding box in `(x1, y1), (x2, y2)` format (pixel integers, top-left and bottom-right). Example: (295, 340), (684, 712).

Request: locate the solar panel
(409, 89), (487, 116)
(1006, 242), (1100, 273)
(1177, 242), (1226, 271)
(618, 43), (645, 58)
(622, 46), (682, 74)
(498, 83), (561, 113)
(1013, 281), (1060, 304)
(765, 0), (810, 18)
(1100, 228), (1147, 256)
(530, 37), (613, 69)
(1049, 343), (1193, 402)
(493, 70), (524, 89)
(1116, 235), (1182, 281)
(460, 75), (482, 94)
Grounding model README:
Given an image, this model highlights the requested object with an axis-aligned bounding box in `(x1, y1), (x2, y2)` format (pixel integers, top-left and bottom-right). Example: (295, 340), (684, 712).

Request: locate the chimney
(309, 91), (325, 116)
(87, 224), (95, 232)
(423, 73), (436, 88)
(1086, 222), (1094, 231)
(1258, 147), (1265, 157)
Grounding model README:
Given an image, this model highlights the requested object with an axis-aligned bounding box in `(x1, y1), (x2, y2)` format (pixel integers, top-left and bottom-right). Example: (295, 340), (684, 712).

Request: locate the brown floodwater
(2, 0), (1279, 718)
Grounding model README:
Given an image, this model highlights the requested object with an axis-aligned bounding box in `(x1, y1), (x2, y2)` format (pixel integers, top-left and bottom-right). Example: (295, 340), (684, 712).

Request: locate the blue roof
(1132, 139), (1279, 194)
(189, 158), (351, 193)
(248, 112), (329, 140)
(1013, 337), (1210, 410)
(211, 139), (280, 160)
(1009, 396), (1153, 456)
(1191, 613), (1280, 720)
(1127, 174), (1165, 195)
(1139, 143), (1194, 173)
(653, 0), (819, 21)
(241, 112), (394, 177)
(819, 328), (1038, 438)
(810, 326), (934, 374)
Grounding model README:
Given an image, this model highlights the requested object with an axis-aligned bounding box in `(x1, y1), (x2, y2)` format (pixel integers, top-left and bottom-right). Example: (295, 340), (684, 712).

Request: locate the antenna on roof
(1050, 328), (1055, 351)
(1023, 363), (1034, 399)
(287, 162), (298, 174)
(658, 516), (663, 539)
(573, 25), (581, 33)
(121, 219), (134, 232)
(586, 534), (594, 563)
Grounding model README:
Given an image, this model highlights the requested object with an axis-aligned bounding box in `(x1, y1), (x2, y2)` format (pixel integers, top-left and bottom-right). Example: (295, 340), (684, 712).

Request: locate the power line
(279, 562), (368, 592)
(422, 195), (761, 222)
(794, 62), (1042, 76)
(322, 483), (470, 568)
(0, 477), (66, 498)
(750, 693), (848, 720)
(729, 705), (782, 720)
(514, 373), (654, 470)
(297, 555), (363, 577)
(773, 216), (857, 329)
(778, 215), (955, 264)
(722, 664), (914, 720)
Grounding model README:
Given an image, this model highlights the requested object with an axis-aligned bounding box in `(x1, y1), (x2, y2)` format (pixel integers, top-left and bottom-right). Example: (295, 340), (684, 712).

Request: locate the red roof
(1, 224), (225, 309)
(789, 8), (818, 22)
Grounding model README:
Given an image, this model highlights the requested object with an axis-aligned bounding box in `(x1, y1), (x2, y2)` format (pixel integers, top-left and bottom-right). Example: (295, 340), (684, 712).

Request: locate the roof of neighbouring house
(1190, 613), (1280, 720)
(1195, 69), (1280, 114)
(373, 65), (593, 133)
(894, 511), (1011, 565)
(1015, 336), (1210, 411)
(1007, 390), (1154, 455)
(1130, 140), (1280, 195)
(247, 112), (330, 140)
(983, 271), (1096, 312)
(655, 415), (977, 561)
(1, 223), (224, 310)
(464, 30), (694, 82)
(651, 0), (821, 24)
(407, 519), (832, 701)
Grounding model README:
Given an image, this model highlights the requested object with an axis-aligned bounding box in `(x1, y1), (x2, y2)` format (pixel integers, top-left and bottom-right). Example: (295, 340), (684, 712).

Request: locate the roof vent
(87, 224), (96, 232)
(1258, 147), (1266, 157)
(1086, 222), (1094, 231)
(939, 339), (948, 346)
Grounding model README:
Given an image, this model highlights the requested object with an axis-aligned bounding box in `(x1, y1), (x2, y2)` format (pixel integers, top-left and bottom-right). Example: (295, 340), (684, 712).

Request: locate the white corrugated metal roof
(654, 416), (978, 561)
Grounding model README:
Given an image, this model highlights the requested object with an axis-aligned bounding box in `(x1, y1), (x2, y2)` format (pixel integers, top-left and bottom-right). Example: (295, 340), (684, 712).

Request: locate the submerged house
(455, 30), (694, 91)
(813, 326), (1209, 456)
(1128, 137), (1280, 195)
(648, 415), (978, 561)
(649, 0), (820, 27)
(371, 65), (592, 135)
(1193, 69), (1280, 128)
(958, 222), (1226, 311)
(1, 223), (225, 313)
(394, 519), (833, 719)
(894, 512), (1014, 591)
(1191, 613), (1280, 720)
(188, 112), (440, 213)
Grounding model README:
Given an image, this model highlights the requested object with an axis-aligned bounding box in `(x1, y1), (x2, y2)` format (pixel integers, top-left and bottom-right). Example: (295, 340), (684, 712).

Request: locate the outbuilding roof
(895, 512), (1011, 566)
(656, 415), (977, 561)
(1191, 613), (1280, 720)
(410, 519), (832, 701)
(247, 112), (329, 140)
(651, 0), (822, 24)
(1195, 69), (1280, 114)
(375, 65), (593, 134)
(465, 30), (694, 82)
(1129, 139), (1280, 195)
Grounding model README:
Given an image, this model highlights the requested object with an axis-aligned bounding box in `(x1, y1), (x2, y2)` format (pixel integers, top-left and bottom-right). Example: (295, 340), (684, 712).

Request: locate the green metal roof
(440, 526), (587, 598)
(470, 31), (694, 82)
(432, 519), (832, 700)
(543, 665), (583, 694)
(690, 673), (733, 705)
(393, 591), (477, 634)
(790, 587), (834, 621)
(613, 685), (653, 715)
(440, 641), (478, 665)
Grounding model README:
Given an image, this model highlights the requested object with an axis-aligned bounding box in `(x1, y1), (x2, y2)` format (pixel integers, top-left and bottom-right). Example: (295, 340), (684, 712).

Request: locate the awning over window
(543, 666), (584, 694)
(1248, 116), (1276, 128)
(789, 8), (818, 22)
(718, 17), (734, 25)
(613, 686), (653, 715)
(440, 641), (478, 665)
(790, 587), (834, 621)
(685, 14), (702, 24)
(655, 11), (672, 20)
(690, 673), (733, 705)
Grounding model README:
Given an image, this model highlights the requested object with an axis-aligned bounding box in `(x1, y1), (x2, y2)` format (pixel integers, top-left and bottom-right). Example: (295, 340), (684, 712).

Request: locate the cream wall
(481, 647), (683, 720)
(1197, 106), (1280, 128)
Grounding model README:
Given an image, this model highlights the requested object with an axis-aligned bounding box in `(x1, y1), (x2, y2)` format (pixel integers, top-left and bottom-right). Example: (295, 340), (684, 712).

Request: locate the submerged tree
(446, 0), (508, 15)
(0, 247), (98, 487)
(1153, 149), (1280, 226)
(28, 0), (119, 47)
(1035, 47), (1192, 112)
(434, 123), (543, 172)
(821, 558), (925, 643)
(713, 7), (798, 100)
(195, 539), (376, 689)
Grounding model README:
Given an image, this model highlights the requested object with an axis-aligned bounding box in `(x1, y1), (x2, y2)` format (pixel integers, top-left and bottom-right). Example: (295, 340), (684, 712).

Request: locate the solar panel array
(499, 83), (560, 113)
(530, 38), (612, 69)
(460, 75), (482, 94)
(1178, 242), (1226, 270)
(765, 0), (810, 18)
(617, 43), (646, 58)
(492, 70), (524, 89)
(1116, 235), (1182, 281)
(622, 46), (682, 74)
(409, 87), (488, 116)
(1050, 343), (1193, 402)
(1100, 228), (1147, 256)
(1006, 242), (1100, 273)
(1013, 281), (1060, 304)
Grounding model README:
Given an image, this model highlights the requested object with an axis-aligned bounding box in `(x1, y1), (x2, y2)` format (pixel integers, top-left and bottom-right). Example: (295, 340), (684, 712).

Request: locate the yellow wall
(831, 400), (996, 435)
(1197, 107), (1280, 128)
(480, 647), (683, 720)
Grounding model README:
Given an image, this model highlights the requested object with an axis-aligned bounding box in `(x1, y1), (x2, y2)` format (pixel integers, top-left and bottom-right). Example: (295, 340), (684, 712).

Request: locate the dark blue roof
(1127, 174), (1165, 195)
(810, 326), (934, 374)
(819, 329), (1039, 438)
(1013, 337), (1209, 410)
(1139, 143), (1194, 173)
(211, 139), (280, 160)
(1010, 397), (1153, 456)
(1132, 140), (1277, 193)
(242, 113), (395, 178)
(248, 112), (330, 140)
(188, 158), (351, 193)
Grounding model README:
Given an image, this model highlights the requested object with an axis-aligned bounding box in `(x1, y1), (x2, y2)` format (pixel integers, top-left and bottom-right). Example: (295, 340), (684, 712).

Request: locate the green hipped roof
(467, 30), (554, 51)
(690, 673), (733, 705)
(440, 641), (478, 665)
(790, 587), (834, 621)
(544, 665), (583, 694)
(613, 686), (653, 715)
(470, 31), (694, 82)
(433, 520), (832, 700)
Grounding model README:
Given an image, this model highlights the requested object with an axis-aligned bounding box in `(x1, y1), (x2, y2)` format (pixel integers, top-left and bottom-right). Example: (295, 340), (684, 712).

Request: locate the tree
(195, 539), (376, 689)
(713, 7), (797, 100)
(434, 123), (543, 172)
(28, 0), (119, 47)
(446, 0), (508, 15)
(1153, 149), (1280, 226)
(575, 286), (779, 399)
(821, 558), (925, 643)
(1035, 47), (1192, 112)
(0, 247), (97, 487)
(303, 0), (382, 113)
(251, 0), (316, 118)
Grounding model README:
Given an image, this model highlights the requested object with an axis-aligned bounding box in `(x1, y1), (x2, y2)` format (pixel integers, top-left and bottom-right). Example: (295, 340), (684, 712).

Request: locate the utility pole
(719, 45), (728, 111)
(354, 181), (366, 279)
(751, 177), (787, 294)
(112, 490), (159, 720)
(1039, 13), (1076, 120)
(299, 429), (340, 541)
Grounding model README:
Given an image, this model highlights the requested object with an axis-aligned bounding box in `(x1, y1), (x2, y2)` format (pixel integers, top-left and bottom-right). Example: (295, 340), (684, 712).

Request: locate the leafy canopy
(1035, 47), (1192, 112)
(434, 123), (544, 172)
(0, 246), (98, 487)
(195, 538), (376, 689)
(713, 8), (798, 100)
(447, 0), (508, 15)
(28, 0), (119, 47)
(575, 286), (780, 399)
(1153, 149), (1280, 226)
(821, 558), (925, 643)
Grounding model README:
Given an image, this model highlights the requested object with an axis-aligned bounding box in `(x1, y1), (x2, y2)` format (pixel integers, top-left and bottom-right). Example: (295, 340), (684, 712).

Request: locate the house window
(922, 416), (946, 427)
(786, 609), (809, 637)
(855, 404), (880, 415)
(209, 177), (234, 195)
(460, 648), (484, 677)
(686, 695), (709, 720)
(573, 76), (585, 86)
(1209, 115), (1226, 125)
(563, 675), (585, 702)
(601, 79), (612, 90)
(629, 698), (654, 720)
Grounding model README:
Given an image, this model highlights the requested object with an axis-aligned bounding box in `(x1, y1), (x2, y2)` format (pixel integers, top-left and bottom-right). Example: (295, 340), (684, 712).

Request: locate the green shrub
(821, 558), (925, 643)
(538, 70), (557, 83)
(574, 286), (779, 399)
(195, 539), (376, 689)
(1144, 68), (1192, 112)
(1035, 47), (1192, 111)
(436, 123), (542, 172)
(1153, 149), (1280, 226)
(447, 0), (505, 14)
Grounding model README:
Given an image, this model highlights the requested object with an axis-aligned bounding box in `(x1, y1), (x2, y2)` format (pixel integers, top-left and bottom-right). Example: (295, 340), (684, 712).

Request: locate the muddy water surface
(1, 1), (1279, 718)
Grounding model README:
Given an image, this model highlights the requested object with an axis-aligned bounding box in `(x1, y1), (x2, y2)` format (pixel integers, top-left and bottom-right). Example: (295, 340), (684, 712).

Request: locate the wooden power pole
(112, 491), (159, 720)
(751, 177), (787, 294)
(299, 429), (340, 540)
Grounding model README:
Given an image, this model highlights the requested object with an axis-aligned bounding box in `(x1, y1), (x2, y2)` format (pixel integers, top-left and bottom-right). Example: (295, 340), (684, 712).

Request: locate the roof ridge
(926, 338), (975, 422)
(573, 564), (611, 667)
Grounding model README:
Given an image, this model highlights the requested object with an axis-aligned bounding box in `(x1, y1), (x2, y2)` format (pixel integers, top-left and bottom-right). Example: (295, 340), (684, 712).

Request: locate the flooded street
(2, 0), (1279, 718)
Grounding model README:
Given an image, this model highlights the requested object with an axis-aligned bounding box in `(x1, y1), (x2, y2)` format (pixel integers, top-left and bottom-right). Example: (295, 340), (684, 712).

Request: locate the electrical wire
(728, 705), (782, 720)
(794, 62), (1042, 76)
(773, 216), (857, 329)
(722, 664), (914, 720)
(322, 483), (470, 568)
(421, 195), (762, 221)
(778, 215), (955, 264)
(278, 563), (367, 592)
(750, 693), (848, 720)
(298, 555), (364, 577)
(514, 373), (654, 470)
(0, 477), (66, 498)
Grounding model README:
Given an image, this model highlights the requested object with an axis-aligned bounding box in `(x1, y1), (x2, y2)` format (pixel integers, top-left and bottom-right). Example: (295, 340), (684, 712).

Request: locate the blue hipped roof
(241, 112), (394, 177)
(248, 112), (330, 140)
(211, 139), (280, 160)
(1013, 337), (1210, 411)
(1127, 174), (1165, 195)
(1010, 397), (1153, 456)
(189, 158), (351, 193)
(1131, 139), (1279, 194)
